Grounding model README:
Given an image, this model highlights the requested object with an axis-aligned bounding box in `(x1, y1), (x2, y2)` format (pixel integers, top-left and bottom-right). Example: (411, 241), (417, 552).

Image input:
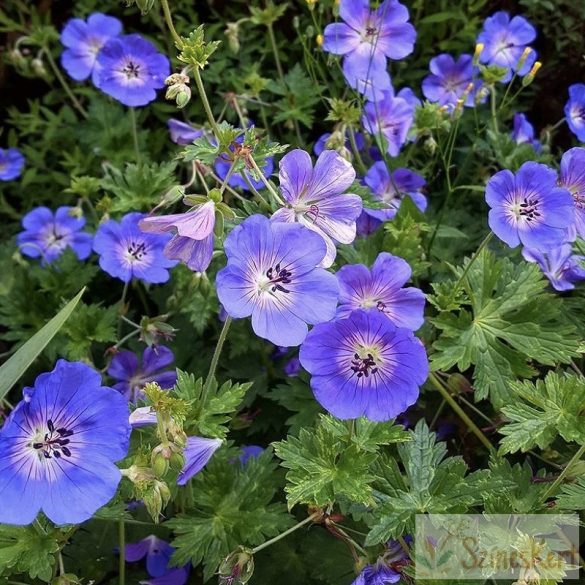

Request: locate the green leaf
(556, 475), (585, 510)
(499, 372), (585, 453)
(273, 414), (403, 509)
(167, 450), (292, 581)
(0, 288), (84, 400)
(173, 370), (251, 438)
(431, 249), (579, 407)
(0, 525), (59, 582)
(268, 377), (322, 435)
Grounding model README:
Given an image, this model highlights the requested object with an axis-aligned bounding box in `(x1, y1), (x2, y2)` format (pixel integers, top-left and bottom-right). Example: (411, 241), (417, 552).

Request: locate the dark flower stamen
(351, 352), (379, 378)
(122, 61), (141, 79)
(518, 197), (541, 221)
(265, 263), (293, 294)
(127, 241), (148, 260)
(33, 419), (74, 459)
(306, 204), (320, 223)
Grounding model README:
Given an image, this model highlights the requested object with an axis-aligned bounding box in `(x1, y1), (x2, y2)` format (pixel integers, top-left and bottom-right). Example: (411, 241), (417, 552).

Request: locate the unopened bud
(424, 136), (437, 155)
(219, 547), (255, 585)
(31, 57), (47, 77)
(316, 34), (323, 47)
(170, 450), (185, 471)
(121, 464), (155, 484)
(208, 187), (222, 203)
(473, 43), (484, 67)
(522, 61), (541, 86)
(52, 574), (82, 585)
(152, 444), (172, 477)
(135, 0), (155, 14)
(9, 48), (26, 67)
(515, 47), (532, 72)
(175, 88), (191, 109)
(225, 22), (241, 53)
(306, 0), (318, 8)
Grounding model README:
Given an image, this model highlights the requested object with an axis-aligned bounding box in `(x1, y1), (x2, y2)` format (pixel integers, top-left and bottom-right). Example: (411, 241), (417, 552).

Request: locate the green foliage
(431, 249), (580, 407)
(0, 525), (59, 582)
(556, 475), (585, 510)
(173, 370), (251, 438)
(178, 25), (221, 69)
(61, 302), (117, 360)
(100, 161), (177, 212)
(269, 377), (322, 435)
(365, 421), (504, 545)
(268, 64), (323, 128)
(167, 450), (292, 581)
(499, 372), (585, 454)
(274, 414), (408, 510)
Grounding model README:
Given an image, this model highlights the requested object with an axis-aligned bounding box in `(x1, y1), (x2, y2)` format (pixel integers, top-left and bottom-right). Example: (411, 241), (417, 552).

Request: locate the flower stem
(428, 372), (495, 453)
(248, 155), (284, 206)
(489, 84), (499, 134)
(192, 67), (220, 138)
(129, 107), (142, 164)
(42, 46), (88, 119)
(251, 512), (318, 555)
(445, 231), (494, 306)
(541, 443), (585, 503)
(348, 125), (367, 175)
(202, 316), (233, 403)
(159, 0), (182, 45)
(118, 519), (126, 585)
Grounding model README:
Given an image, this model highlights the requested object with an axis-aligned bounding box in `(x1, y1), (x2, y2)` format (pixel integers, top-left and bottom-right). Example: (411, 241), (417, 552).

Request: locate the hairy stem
(251, 512), (318, 554)
(541, 444), (585, 503)
(118, 519), (126, 585)
(159, 0), (182, 45)
(192, 67), (220, 137)
(202, 316), (233, 404)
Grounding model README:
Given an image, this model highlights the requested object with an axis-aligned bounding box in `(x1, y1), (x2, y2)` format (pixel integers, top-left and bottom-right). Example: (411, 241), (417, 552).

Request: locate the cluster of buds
(165, 72), (191, 109)
(139, 314), (177, 347)
(121, 463), (171, 521)
(7, 42), (47, 78)
(325, 129), (352, 161)
(224, 22), (242, 54)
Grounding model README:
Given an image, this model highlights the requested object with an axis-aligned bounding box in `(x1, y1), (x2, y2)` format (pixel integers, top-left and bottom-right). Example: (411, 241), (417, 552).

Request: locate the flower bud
(170, 450), (185, 472)
(52, 574), (82, 585)
(8, 47), (26, 68)
(522, 61), (541, 86)
(175, 88), (191, 109)
(121, 464), (155, 484)
(219, 547), (255, 585)
(316, 34), (324, 47)
(424, 136), (437, 155)
(225, 22), (241, 54)
(515, 47), (532, 72)
(473, 43), (484, 67)
(135, 0), (155, 14)
(306, 0), (318, 8)
(31, 57), (47, 77)
(208, 187), (222, 203)
(151, 444), (172, 477)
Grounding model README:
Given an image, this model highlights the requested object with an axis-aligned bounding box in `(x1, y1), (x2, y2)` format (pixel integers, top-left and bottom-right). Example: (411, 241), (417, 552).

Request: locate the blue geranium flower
(139, 201), (216, 273)
(565, 83), (585, 142)
(60, 12), (122, 83)
(352, 539), (410, 585)
(107, 345), (177, 402)
(422, 53), (478, 109)
(167, 118), (204, 145)
(477, 11), (537, 82)
(511, 113), (541, 152)
(177, 436), (222, 486)
(560, 147), (585, 239)
(299, 309), (428, 421)
(0, 360), (130, 526)
(95, 34), (170, 107)
(323, 0), (416, 74)
(523, 244), (585, 292)
(0, 147), (25, 181)
(314, 131), (365, 156)
(271, 149), (362, 267)
(485, 162), (574, 251)
(217, 215), (339, 346)
(362, 91), (415, 157)
(239, 445), (264, 465)
(93, 212), (177, 283)
(336, 253), (426, 331)
(17, 206), (93, 264)
(342, 57), (392, 101)
(125, 535), (190, 585)
(363, 161), (427, 222)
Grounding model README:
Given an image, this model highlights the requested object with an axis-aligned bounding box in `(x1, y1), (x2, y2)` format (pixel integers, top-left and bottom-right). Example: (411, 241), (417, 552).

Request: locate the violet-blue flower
(94, 212), (177, 283)
(239, 445), (264, 465)
(299, 309), (428, 421)
(477, 11), (537, 83)
(362, 91), (414, 157)
(522, 244), (585, 292)
(139, 567), (189, 585)
(323, 0), (416, 73)
(284, 357), (302, 377)
(60, 12), (122, 83)
(126, 535), (174, 578)
(422, 53), (476, 109)
(560, 147), (585, 239)
(363, 162), (427, 221)
(177, 436), (222, 486)
(314, 131), (365, 157)
(139, 201), (215, 272)
(271, 149), (362, 267)
(108, 345), (177, 402)
(0, 360), (130, 525)
(167, 118), (204, 145)
(17, 206), (93, 264)
(564, 84), (585, 142)
(352, 539), (410, 585)
(342, 57), (392, 101)
(95, 34), (170, 107)
(336, 253), (425, 331)
(485, 162), (574, 251)
(0, 147), (25, 181)
(511, 113), (541, 152)
(217, 215), (339, 346)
